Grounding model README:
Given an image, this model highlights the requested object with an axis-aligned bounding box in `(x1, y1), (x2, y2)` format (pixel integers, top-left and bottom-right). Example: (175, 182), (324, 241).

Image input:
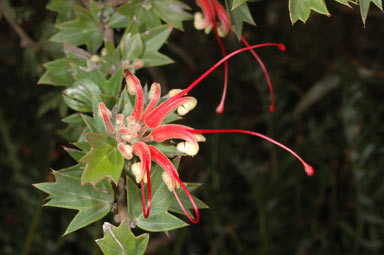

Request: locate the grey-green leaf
(96, 222), (149, 255)
(34, 164), (114, 235)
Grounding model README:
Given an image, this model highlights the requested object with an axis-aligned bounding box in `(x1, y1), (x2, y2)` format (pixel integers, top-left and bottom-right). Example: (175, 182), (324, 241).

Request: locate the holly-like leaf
(120, 33), (144, 61)
(80, 133), (124, 185)
(38, 58), (75, 86)
(50, 5), (103, 52)
(63, 79), (102, 112)
(231, 0), (249, 10)
(47, 0), (81, 23)
(118, 0), (162, 33)
(289, 0), (330, 24)
(34, 164), (114, 235)
(96, 222), (149, 255)
(141, 25), (174, 67)
(126, 164), (188, 232)
(358, 0), (383, 24)
(152, 0), (192, 30)
(226, 0), (256, 39)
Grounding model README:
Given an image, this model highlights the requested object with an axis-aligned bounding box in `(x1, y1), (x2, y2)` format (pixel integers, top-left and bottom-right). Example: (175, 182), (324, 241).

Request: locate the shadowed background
(1, 0), (384, 254)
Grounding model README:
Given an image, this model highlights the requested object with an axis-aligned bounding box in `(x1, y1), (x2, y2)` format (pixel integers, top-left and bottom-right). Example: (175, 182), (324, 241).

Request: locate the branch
(0, 3), (39, 50)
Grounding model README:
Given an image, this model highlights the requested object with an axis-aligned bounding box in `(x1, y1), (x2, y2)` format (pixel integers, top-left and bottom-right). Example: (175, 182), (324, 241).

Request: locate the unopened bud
(116, 114), (124, 126)
(91, 55), (101, 63)
(133, 58), (144, 70)
(177, 141), (199, 156)
(118, 143), (133, 159)
(101, 48), (107, 56)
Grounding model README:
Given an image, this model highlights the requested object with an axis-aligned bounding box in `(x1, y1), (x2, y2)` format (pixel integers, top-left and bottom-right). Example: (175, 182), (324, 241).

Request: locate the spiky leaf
(80, 133), (124, 185)
(96, 222), (149, 255)
(34, 164), (114, 235)
(289, 0), (330, 24)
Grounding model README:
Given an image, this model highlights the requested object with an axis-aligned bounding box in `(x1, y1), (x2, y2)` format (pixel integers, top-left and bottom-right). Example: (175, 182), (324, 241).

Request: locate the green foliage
(96, 222), (149, 255)
(289, 0), (330, 24)
(34, 164), (115, 235)
(226, 0), (256, 39)
(80, 133), (124, 185)
(288, 0), (384, 24)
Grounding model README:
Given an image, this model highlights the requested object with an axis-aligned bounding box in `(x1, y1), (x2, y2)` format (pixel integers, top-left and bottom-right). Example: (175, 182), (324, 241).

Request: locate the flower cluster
(99, 44), (314, 224)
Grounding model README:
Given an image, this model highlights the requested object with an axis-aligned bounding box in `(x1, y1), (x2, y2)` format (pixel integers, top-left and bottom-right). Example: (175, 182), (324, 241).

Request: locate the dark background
(1, 0), (384, 254)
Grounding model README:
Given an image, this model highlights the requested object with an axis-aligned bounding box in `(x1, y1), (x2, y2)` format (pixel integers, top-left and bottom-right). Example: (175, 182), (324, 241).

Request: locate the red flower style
(98, 43), (313, 224)
(194, 0), (277, 113)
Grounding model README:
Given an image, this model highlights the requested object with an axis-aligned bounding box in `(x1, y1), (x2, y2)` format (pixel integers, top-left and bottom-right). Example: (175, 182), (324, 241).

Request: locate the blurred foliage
(1, 0), (384, 254)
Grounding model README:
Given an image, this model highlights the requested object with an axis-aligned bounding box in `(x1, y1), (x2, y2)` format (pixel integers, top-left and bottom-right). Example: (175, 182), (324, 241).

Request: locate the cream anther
(177, 141), (199, 156)
(193, 134), (206, 142)
(194, 12), (205, 30)
(162, 171), (174, 192)
(168, 89), (183, 98)
(177, 98), (197, 116)
(126, 77), (136, 95)
(131, 162), (144, 183)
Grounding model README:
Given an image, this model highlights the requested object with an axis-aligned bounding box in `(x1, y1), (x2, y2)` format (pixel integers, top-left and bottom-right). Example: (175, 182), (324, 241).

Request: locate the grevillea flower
(98, 43), (313, 224)
(194, 0), (277, 113)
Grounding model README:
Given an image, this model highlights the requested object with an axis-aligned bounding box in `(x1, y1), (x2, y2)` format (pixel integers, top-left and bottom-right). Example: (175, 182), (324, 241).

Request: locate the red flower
(98, 43), (312, 224)
(194, 0), (277, 113)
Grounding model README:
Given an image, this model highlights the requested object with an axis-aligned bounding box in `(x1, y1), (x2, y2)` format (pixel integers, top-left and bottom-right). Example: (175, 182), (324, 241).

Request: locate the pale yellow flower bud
(91, 55), (101, 63)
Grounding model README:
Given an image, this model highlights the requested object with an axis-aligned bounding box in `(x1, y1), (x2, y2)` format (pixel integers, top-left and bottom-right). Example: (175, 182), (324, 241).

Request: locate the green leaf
(38, 58), (75, 86)
(226, 0), (256, 39)
(152, 0), (192, 30)
(334, 0), (354, 7)
(63, 79), (102, 112)
(80, 133), (124, 185)
(118, 0), (162, 33)
(120, 33), (144, 61)
(359, 0), (383, 24)
(126, 163), (188, 232)
(141, 25), (174, 67)
(141, 25), (172, 52)
(232, 0), (249, 10)
(96, 222), (149, 255)
(289, 0), (330, 24)
(47, 0), (81, 23)
(50, 6), (103, 52)
(34, 164), (114, 235)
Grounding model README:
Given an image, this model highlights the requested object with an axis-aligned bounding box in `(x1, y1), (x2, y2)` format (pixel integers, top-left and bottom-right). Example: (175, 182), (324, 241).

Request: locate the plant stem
(22, 204), (42, 255)
(0, 3), (39, 50)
